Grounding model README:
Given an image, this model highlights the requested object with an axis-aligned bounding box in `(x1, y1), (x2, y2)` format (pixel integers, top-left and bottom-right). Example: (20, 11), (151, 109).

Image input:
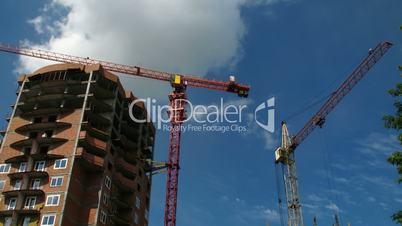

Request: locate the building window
(134, 212), (139, 224)
(13, 179), (22, 190)
(24, 196), (36, 209)
(145, 209), (149, 221)
(4, 217), (12, 226)
(135, 196), (141, 209)
(0, 164), (11, 173)
(46, 195), (60, 206)
(102, 193), (109, 206)
(7, 198), (17, 210)
(50, 176), (63, 187)
(104, 176), (111, 189)
(18, 162), (27, 172)
(34, 161), (46, 171)
(31, 179), (41, 189)
(22, 217), (31, 226)
(41, 214), (56, 226)
(54, 158), (68, 169)
(100, 210), (107, 224)
(0, 179), (5, 190)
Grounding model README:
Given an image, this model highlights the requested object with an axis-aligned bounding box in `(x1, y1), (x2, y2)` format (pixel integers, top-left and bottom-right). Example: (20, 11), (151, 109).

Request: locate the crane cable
(274, 162), (286, 226)
(318, 129), (342, 225)
(282, 62), (357, 125)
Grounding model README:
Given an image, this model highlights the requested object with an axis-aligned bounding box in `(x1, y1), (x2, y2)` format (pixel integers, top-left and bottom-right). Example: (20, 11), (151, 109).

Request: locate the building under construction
(0, 64), (155, 226)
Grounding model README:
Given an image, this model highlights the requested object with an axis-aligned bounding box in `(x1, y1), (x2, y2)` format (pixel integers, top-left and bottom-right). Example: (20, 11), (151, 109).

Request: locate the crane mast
(275, 41), (393, 226)
(0, 43), (250, 226)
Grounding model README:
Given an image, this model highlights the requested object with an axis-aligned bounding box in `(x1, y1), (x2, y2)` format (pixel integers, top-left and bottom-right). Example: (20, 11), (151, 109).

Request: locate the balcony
(18, 98), (83, 114)
(109, 214), (131, 226)
(78, 131), (107, 157)
(10, 137), (68, 150)
(25, 80), (85, 96)
(86, 111), (111, 127)
(2, 189), (45, 197)
(111, 195), (132, 211)
(86, 96), (113, 113)
(0, 208), (41, 217)
(115, 157), (136, 179)
(120, 122), (141, 138)
(115, 147), (138, 165)
(31, 153), (65, 161)
(91, 84), (115, 99)
(7, 170), (49, 180)
(21, 107), (73, 118)
(114, 134), (138, 151)
(81, 122), (109, 141)
(76, 147), (104, 172)
(113, 172), (136, 192)
(5, 153), (66, 164)
(15, 122), (71, 134)
(4, 155), (28, 163)
(21, 93), (77, 104)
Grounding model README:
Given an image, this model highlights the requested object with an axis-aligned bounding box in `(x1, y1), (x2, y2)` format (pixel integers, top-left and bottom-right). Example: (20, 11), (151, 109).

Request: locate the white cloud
(357, 133), (399, 157)
(27, 16), (44, 34)
(256, 206), (280, 222)
(19, 0), (287, 99)
(395, 198), (402, 204)
(263, 132), (278, 150)
(307, 194), (323, 202)
(325, 203), (341, 213)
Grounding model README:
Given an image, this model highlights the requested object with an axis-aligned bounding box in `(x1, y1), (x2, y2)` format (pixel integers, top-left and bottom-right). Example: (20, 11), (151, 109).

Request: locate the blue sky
(1, 0), (402, 226)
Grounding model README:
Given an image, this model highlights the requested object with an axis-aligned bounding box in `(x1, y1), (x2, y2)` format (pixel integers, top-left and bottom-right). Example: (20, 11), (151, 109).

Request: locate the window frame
(104, 176), (111, 189)
(7, 198), (17, 210)
(99, 210), (107, 224)
(18, 162), (28, 172)
(13, 179), (22, 190)
(145, 209), (149, 221)
(54, 158), (68, 169)
(135, 196), (141, 209)
(22, 217), (31, 226)
(134, 212), (139, 224)
(24, 196), (37, 209)
(0, 164), (11, 174)
(34, 161), (46, 171)
(0, 179), (5, 190)
(45, 194), (60, 206)
(41, 214), (56, 226)
(102, 193), (109, 206)
(50, 176), (63, 187)
(31, 178), (41, 189)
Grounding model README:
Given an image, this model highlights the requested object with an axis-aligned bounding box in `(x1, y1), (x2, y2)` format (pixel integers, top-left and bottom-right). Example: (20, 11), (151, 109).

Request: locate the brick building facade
(0, 64), (154, 226)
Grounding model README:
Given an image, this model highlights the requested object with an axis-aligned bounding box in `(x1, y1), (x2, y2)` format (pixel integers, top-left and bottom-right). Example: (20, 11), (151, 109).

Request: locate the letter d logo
(254, 97), (275, 133)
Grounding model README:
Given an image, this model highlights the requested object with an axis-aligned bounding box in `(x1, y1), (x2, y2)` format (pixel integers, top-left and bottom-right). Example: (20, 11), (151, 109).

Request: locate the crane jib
(0, 43), (250, 97)
(291, 41), (393, 149)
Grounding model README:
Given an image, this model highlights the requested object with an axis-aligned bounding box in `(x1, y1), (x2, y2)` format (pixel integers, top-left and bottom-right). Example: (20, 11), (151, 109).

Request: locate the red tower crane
(0, 43), (250, 226)
(274, 41), (393, 226)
